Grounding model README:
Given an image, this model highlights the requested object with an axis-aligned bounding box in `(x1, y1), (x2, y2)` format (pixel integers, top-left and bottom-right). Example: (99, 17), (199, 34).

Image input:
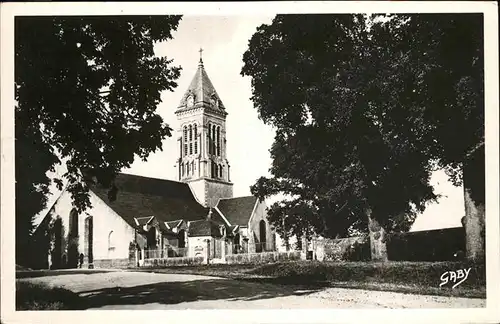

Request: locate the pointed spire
(175, 50), (227, 113)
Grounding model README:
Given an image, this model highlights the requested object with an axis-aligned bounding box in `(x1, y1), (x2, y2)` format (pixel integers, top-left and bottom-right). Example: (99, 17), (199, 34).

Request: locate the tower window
(184, 144), (188, 156)
(189, 142), (193, 155)
(183, 126), (187, 143)
(181, 163), (185, 176)
(194, 124), (198, 154)
(208, 124), (212, 155)
(189, 125), (193, 142)
(217, 126), (221, 156)
(212, 125), (216, 156)
(219, 164), (223, 177)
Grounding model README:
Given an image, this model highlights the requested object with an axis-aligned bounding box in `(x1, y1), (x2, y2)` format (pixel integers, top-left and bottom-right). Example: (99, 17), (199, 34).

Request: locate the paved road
(18, 269), (486, 309)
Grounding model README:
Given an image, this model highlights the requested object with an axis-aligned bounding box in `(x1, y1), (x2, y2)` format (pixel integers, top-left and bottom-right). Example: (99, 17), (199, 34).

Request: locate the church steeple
(174, 53), (233, 208)
(176, 51), (226, 114)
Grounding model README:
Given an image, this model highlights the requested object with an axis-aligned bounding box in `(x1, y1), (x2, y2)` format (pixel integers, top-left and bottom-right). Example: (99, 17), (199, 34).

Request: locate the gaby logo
(439, 268), (472, 288)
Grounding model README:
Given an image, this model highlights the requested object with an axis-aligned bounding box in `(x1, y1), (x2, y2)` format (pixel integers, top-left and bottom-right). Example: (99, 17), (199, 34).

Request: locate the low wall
(225, 251), (301, 265)
(387, 227), (465, 261)
(92, 258), (134, 269)
(313, 235), (370, 262)
(142, 256), (205, 268)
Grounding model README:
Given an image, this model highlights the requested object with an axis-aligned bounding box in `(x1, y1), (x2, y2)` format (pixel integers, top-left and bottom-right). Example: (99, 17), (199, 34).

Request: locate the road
(17, 269), (486, 309)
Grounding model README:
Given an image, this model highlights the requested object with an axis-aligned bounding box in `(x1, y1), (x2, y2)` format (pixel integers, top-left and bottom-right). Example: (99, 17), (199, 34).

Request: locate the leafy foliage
(242, 14), (483, 239)
(15, 15), (182, 265)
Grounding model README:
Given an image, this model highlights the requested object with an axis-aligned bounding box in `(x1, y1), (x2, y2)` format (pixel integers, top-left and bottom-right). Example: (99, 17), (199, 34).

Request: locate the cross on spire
(198, 47), (204, 65)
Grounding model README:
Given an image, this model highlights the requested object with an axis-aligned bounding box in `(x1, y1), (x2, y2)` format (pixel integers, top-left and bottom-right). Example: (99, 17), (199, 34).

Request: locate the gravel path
(18, 269), (486, 309)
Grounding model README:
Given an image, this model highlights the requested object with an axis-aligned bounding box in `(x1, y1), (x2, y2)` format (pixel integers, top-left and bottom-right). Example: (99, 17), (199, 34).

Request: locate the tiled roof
(91, 173), (210, 230)
(188, 219), (225, 237)
(176, 61), (226, 113)
(216, 196), (257, 227)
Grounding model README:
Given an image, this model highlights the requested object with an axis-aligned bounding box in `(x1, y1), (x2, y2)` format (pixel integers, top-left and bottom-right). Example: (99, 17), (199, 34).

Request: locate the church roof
(216, 196), (258, 227)
(91, 173), (210, 229)
(176, 59), (226, 113)
(188, 219), (225, 237)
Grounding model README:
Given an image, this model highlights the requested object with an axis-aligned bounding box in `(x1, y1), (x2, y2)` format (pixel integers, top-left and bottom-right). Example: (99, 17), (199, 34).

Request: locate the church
(31, 55), (277, 269)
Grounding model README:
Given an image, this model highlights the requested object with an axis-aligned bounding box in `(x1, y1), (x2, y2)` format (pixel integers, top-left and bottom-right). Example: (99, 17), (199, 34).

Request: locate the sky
(37, 15), (465, 232)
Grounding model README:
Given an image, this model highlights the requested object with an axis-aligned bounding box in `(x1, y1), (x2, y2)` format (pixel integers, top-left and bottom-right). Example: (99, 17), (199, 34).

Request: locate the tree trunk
(463, 144), (485, 262)
(367, 208), (388, 262)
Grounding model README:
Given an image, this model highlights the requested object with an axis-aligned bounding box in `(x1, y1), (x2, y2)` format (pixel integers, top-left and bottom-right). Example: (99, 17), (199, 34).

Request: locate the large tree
(242, 14), (484, 261)
(15, 16), (182, 266)
(375, 14), (485, 261)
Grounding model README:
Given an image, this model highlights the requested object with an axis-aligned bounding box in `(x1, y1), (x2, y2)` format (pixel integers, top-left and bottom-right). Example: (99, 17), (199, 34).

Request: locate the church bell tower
(174, 49), (233, 207)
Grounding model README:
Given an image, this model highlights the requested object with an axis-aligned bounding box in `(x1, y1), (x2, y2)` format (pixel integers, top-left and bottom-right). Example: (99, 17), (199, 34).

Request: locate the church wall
(88, 190), (136, 261)
(188, 179), (207, 206)
(187, 178), (233, 208)
(247, 200), (276, 252)
(205, 179), (233, 208)
(44, 190), (86, 268)
(40, 189), (136, 269)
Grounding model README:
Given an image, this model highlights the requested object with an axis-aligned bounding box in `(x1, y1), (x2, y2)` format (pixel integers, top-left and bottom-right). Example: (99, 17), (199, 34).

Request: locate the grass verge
(132, 260), (486, 299)
(16, 281), (85, 310)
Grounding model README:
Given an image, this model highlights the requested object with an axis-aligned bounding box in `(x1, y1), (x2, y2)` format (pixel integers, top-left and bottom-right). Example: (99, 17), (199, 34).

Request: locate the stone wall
(36, 189), (137, 270)
(226, 251), (301, 264)
(143, 256), (205, 267)
(93, 258), (134, 269)
(188, 178), (233, 208)
(312, 235), (370, 261)
(387, 227), (465, 261)
(247, 200), (275, 252)
(204, 178), (233, 208)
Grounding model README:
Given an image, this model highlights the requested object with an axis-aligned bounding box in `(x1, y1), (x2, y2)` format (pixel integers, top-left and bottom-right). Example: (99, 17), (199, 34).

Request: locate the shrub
(16, 281), (84, 310)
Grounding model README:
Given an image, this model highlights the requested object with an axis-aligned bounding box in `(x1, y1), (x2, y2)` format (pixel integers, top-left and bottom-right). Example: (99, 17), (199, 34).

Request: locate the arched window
(69, 209), (78, 238)
(194, 125), (198, 154)
(212, 125), (217, 155)
(181, 163), (185, 176)
(208, 123), (212, 155)
(183, 126), (188, 156)
(189, 125), (192, 141)
(187, 162), (190, 175)
(216, 127), (221, 156)
(219, 164), (223, 177)
(108, 231), (115, 250)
